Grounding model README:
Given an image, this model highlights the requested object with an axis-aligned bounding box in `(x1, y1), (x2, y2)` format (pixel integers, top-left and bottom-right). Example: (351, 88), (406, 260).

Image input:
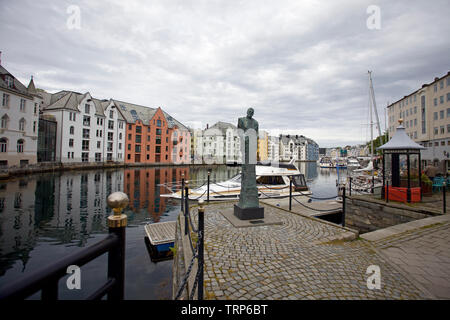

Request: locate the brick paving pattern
(190, 202), (430, 300)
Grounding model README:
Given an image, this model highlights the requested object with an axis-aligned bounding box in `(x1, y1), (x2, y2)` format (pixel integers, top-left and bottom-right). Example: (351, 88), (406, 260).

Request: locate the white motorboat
(347, 157), (361, 168)
(161, 160), (312, 201)
(319, 157), (334, 168)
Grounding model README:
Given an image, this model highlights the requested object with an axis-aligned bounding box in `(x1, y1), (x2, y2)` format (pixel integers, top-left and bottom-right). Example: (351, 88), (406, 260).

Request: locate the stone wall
(345, 195), (439, 234)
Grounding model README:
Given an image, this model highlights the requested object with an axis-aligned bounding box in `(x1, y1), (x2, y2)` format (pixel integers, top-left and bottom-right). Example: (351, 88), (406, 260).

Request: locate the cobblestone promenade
(192, 202), (434, 300)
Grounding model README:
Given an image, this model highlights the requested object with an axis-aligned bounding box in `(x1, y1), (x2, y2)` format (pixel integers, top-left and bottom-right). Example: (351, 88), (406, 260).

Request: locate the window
(155, 146), (161, 153)
(5, 75), (14, 88)
(136, 126), (142, 133)
(0, 138), (7, 152)
(83, 115), (91, 126)
(434, 112), (438, 120)
(156, 128), (162, 135)
(118, 121), (123, 129)
(136, 145), (141, 152)
(136, 135), (141, 143)
(447, 108), (450, 117)
(414, 118), (417, 126)
(85, 104), (90, 114)
(20, 99), (26, 112)
(119, 132), (122, 140)
(70, 126), (74, 134)
(157, 120), (161, 127)
(2, 93), (10, 107)
(440, 126), (445, 134)
(107, 153), (112, 161)
(19, 118), (25, 131)
(414, 106), (417, 114)
(33, 121), (36, 133)
(128, 133), (132, 140)
(434, 84), (437, 92)
(128, 124), (132, 130)
(108, 120), (114, 129)
(156, 137), (161, 144)
(108, 132), (113, 141)
(82, 152), (89, 162)
(97, 141), (101, 149)
(69, 139), (74, 147)
(440, 110), (444, 119)
(421, 96), (426, 134)
(434, 127), (438, 135)
(434, 98), (437, 106)
(107, 142), (113, 152)
(110, 110), (114, 118)
(69, 112), (76, 121)
(1, 115), (8, 129)
(119, 143), (122, 150)
(83, 129), (90, 138)
(127, 144), (131, 150)
(82, 140), (89, 151)
(146, 145), (150, 151)
(448, 124), (450, 133)
(95, 153), (102, 162)
(16, 139), (24, 153)
(440, 81), (444, 89)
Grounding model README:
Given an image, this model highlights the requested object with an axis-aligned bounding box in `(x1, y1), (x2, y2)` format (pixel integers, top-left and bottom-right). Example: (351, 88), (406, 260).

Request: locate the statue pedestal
(234, 204), (264, 220)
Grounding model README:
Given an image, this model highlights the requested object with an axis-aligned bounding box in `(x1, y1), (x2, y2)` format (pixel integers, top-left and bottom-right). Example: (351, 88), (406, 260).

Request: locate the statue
(234, 108), (264, 220)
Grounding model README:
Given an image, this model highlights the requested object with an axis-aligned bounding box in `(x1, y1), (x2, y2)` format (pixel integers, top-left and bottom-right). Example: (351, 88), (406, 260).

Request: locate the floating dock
(144, 221), (177, 252)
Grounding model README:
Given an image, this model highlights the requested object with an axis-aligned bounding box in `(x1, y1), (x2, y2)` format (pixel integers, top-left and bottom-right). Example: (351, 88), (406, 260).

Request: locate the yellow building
(257, 130), (268, 161)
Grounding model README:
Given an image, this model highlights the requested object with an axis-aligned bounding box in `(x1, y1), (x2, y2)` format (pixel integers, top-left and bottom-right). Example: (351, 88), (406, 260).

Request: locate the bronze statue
(234, 107), (264, 220)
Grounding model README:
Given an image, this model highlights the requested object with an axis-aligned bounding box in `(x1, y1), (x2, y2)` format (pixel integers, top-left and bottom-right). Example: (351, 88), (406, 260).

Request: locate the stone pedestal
(234, 204), (264, 220)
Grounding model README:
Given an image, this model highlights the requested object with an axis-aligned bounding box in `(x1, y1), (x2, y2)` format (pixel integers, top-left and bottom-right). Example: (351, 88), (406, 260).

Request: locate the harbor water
(0, 162), (345, 299)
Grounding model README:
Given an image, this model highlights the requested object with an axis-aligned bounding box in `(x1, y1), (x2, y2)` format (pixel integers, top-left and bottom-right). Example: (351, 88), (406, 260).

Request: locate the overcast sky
(1, 0), (449, 147)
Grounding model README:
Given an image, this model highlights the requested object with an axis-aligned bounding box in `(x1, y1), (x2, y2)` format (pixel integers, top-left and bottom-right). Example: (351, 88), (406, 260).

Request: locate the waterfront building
(387, 71), (450, 170)
(40, 91), (126, 163)
(197, 122), (241, 164)
(0, 65), (41, 167)
(306, 138), (319, 161)
(278, 134), (319, 161)
(115, 100), (190, 164)
(257, 130), (268, 161)
(267, 136), (280, 162)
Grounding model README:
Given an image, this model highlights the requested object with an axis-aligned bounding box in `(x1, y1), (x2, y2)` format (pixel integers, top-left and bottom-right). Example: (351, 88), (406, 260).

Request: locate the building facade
(257, 130), (268, 161)
(387, 71), (450, 169)
(0, 66), (41, 167)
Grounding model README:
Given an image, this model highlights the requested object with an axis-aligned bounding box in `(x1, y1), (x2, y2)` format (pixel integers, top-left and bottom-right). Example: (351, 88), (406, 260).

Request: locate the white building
(267, 136), (280, 161)
(41, 91), (126, 163)
(0, 65), (41, 167)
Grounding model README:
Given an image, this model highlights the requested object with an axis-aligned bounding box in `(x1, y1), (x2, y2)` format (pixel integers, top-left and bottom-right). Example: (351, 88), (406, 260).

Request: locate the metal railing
(174, 177), (204, 300)
(0, 192), (129, 300)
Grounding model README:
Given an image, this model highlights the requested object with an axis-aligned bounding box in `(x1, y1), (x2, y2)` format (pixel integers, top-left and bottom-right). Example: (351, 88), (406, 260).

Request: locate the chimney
(206, 123), (209, 129)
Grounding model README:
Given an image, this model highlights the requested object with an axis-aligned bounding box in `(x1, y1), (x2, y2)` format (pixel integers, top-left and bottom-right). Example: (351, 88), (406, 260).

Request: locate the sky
(1, 0), (449, 147)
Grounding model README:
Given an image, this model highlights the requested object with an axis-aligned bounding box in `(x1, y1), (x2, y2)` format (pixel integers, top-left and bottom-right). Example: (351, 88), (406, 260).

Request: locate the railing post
(197, 199), (205, 300)
(349, 177), (352, 196)
(181, 173), (185, 212)
(207, 170), (210, 203)
(371, 176), (374, 194)
(342, 187), (346, 227)
(106, 192), (129, 301)
(289, 176), (292, 211)
(184, 181), (189, 235)
(386, 181), (389, 203)
(443, 181), (447, 214)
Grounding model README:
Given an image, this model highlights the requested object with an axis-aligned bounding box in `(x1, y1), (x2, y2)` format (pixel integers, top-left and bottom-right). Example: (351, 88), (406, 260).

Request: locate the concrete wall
(345, 195), (436, 233)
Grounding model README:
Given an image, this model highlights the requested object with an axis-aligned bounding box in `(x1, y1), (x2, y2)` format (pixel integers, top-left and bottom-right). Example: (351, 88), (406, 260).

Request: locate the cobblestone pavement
(372, 221), (450, 299)
(191, 202), (430, 300)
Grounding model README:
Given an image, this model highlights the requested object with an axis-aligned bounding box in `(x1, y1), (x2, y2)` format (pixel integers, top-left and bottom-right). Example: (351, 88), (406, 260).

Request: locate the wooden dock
(144, 221), (177, 252)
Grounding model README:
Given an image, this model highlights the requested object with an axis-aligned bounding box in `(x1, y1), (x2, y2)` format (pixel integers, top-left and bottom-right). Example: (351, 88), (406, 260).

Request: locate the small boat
(347, 157), (361, 168)
(334, 157), (347, 169)
(162, 160), (312, 201)
(319, 157), (334, 168)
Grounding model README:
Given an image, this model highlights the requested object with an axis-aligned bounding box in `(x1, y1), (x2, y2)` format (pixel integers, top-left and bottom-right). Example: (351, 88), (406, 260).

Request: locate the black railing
(0, 192), (129, 301)
(175, 180), (205, 300)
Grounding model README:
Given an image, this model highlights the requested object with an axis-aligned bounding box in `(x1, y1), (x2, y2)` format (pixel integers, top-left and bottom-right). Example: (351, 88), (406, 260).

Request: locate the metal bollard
(371, 177), (374, 194)
(181, 173), (185, 212)
(107, 191), (129, 301)
(289, 176), (292, 211)
(197, 199), (205, 300)
(342, 187), (346, 227)
(386, 181), (389, 203)
(349, 177), (352, 196)
(443, 181), (447, 214)
(184, 181), (189, 235)
(207, 170), (210, 203)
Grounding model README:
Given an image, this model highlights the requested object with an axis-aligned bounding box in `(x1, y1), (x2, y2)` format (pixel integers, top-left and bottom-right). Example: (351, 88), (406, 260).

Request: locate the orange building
(112, 100), (190, 164)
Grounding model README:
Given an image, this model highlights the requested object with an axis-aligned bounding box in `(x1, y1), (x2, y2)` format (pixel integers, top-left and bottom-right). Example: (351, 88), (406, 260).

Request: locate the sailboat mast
(369, 71), (382, 137)
(368, 71), (374, 180)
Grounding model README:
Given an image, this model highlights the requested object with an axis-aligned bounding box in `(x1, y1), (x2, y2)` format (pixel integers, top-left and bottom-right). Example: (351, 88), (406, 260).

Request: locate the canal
(0, 162), (344, 299)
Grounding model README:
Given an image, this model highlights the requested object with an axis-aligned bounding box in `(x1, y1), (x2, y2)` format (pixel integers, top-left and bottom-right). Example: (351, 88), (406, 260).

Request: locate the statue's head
(246, 108), (254, 118)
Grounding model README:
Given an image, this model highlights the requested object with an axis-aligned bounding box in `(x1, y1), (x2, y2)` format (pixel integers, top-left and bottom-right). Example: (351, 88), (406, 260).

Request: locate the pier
(173, 199), (446, 300)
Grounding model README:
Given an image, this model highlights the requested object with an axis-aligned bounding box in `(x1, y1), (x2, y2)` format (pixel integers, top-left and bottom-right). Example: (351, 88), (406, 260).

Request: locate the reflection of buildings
(124, 167), (189, 222)
(297, 161), (318, 181)
(0, 178), (37, 275)
(188, 166), (240, 186)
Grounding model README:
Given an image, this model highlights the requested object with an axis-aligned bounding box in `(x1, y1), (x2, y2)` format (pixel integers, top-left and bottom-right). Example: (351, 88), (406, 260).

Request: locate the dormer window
(5, 76), (14, 89)
(85, 104), (90, 114)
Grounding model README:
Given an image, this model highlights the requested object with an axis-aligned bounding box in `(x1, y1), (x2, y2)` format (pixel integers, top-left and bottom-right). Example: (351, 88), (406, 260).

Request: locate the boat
(319, 157), (334, 168)
(161, 159), (312, 201)
(334, 157), (347, 169)
(347, 157), (361, 168)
